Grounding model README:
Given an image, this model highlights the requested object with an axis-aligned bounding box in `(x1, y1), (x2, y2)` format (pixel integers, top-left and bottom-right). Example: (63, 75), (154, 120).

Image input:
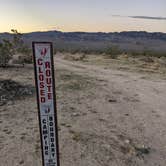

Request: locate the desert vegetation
(0, 29), (31, 67)
(1, 30), (166, 69)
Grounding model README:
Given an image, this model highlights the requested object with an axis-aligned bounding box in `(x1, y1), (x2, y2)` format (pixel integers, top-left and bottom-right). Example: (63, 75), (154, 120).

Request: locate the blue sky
(0, 0), (166, 32)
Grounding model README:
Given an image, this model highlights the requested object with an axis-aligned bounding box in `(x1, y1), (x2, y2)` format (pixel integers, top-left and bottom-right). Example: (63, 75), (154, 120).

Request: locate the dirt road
(0, 55), (166, 166)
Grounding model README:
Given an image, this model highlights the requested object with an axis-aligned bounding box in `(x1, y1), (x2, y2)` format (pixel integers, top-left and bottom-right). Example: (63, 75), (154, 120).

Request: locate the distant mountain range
(0, 30), (166, 52)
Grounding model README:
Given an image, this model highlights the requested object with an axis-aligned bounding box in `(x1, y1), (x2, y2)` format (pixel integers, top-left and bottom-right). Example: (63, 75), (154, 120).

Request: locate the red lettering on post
(46, 69), (51, 77)
(47, 85), (52, 92)
(45, 62), (51, 69)
(46, 78), (51, 85)
(39, 66), (43, 74)
(38, 59), (43, 65)
(39, 74), (44, 81)
(40, 89), (45, 96)
(40, 82), (44, 88)
(48, 93), (52, 100)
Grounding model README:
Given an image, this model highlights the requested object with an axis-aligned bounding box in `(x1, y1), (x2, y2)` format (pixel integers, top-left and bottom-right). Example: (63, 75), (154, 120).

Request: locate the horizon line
(0, 29), (166, 34)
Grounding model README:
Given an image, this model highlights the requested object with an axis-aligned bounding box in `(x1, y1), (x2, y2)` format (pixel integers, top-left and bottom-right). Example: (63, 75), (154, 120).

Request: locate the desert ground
(0, 53), (166, 166)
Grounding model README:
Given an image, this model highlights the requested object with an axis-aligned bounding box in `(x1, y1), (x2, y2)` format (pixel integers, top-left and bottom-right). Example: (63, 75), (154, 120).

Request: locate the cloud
(112, 15), (166, 20)
(130, 16), (166, 20)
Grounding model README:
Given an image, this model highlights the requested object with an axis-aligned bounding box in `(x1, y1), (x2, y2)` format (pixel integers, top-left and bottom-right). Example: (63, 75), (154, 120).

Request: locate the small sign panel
(32, 42), (60, 166)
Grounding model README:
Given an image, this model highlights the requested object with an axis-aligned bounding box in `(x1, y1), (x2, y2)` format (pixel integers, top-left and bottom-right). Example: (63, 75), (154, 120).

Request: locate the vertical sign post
(32, 42), (60, 166)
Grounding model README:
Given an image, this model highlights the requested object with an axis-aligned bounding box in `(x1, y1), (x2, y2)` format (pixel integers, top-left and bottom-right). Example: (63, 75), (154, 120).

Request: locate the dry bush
(18, 54), (32, 64)
(0, 29), (32, 67)
(64, 53), (86, 61)
(138, 56), (154, 63)
(104, 46), (122, 59)
(0, 40), (13, 67)
(157, 56), (166, 67)
(11, 54), (32, 66)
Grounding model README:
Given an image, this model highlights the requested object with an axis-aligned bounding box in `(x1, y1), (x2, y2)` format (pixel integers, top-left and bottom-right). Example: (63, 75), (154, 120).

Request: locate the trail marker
(32, 42), (60, 166)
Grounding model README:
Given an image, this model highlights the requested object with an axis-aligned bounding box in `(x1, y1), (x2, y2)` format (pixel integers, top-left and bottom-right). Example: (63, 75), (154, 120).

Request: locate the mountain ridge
(0, 30), (166, 52)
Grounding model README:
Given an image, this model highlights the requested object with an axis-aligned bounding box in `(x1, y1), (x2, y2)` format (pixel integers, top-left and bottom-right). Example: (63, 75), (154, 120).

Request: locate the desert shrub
(18, 46), (32, 64)
(128, 50), (142, 57)
(70, 48), (81, 54)
(11, 29), (24, 52)
(0, 29), (32, 67)
(138, 56), (154, 63)
(0, 39), (14, 67)
(145, 51), (166, 58)
(104, 46), (122, 59)
(158, 56), (166, 67)
(18, 54), (32, 64)
(129, 50), (166, 58)
(11, 29), (32, 62)
(64, 53), (86, 61)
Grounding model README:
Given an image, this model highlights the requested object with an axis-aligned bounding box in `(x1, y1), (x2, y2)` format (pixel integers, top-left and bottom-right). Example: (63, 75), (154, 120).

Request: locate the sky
(0, 0), (166, 33)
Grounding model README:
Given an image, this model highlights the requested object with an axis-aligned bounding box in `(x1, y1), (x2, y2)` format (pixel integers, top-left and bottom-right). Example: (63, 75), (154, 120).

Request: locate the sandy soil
(0, 54), (166, 166)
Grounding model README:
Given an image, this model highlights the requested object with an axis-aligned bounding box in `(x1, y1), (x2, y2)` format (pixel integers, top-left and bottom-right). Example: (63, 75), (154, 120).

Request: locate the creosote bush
(104, 46), (122, 59)
(0, 39), (13, 67)
(0, 29), (32, 67)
